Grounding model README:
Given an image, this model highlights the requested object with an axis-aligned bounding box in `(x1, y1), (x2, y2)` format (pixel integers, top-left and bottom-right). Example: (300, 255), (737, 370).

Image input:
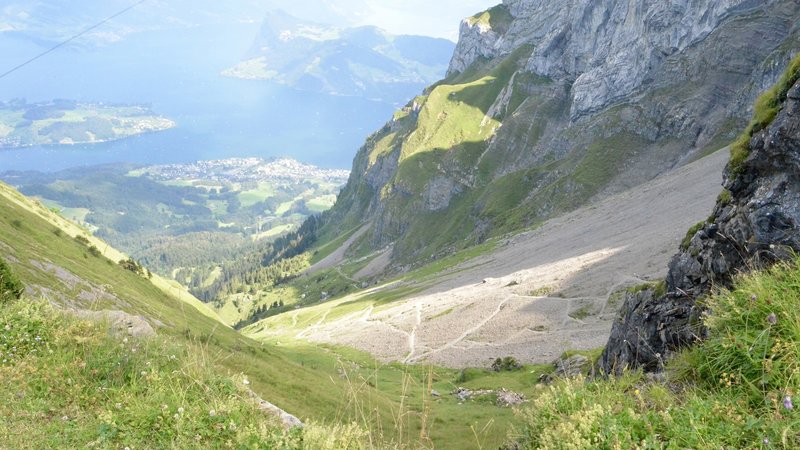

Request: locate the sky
(349, 0), (500, 40)
(0, 0), (501, 42)
(281, 0), (501, 40)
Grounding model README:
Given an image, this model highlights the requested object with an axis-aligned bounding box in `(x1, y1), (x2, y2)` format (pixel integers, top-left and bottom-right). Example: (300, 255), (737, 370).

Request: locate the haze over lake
(0, 24), (402, 172)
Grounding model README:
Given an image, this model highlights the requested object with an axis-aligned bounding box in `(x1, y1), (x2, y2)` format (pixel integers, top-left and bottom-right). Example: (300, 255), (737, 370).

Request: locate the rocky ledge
(600, 79), (800, 375)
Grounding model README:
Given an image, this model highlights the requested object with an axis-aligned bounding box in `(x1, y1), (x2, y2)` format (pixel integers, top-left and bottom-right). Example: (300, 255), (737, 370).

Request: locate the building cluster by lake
(142, 157), (350, 184)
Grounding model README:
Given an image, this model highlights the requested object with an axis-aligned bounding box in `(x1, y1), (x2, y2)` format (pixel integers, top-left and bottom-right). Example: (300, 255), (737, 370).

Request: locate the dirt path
(408, 296), (513, 364)
(403, 302), (423, 363)
(265, 150), (730, 368)
(294, 308), (332, 339)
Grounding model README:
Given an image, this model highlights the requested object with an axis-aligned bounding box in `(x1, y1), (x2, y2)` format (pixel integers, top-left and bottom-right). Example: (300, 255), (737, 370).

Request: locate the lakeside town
(136, 157), (351, 184)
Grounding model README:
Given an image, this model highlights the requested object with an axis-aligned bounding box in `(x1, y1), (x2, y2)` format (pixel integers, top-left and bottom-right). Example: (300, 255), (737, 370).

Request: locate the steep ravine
(319, 0), (800, 269)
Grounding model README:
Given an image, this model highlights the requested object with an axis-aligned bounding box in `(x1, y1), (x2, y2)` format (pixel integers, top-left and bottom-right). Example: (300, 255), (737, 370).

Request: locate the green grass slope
(0, 181), (222, 323)
(0, 298), (367, 449)
(0, 180), (395, 434)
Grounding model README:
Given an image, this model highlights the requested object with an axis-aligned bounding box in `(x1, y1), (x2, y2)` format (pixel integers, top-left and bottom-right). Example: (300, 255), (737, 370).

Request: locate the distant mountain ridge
(222, 11), (455, 100)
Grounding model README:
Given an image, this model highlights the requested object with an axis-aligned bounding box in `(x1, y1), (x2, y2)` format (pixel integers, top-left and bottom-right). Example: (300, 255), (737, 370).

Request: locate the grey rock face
(424, 176), (458, 211)
(76, 310), (157, 338)
(600, 80), (800, 375)
(554, 354), (590, 378)
(539, 353), (591, 383)
(245, 388), (304, 429)
(449, 0), (784, 119)
(447, 17), (504, 77)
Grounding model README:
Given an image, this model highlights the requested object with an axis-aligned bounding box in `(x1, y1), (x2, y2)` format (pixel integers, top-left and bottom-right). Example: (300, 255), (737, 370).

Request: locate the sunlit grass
(513, 258), (800, 449)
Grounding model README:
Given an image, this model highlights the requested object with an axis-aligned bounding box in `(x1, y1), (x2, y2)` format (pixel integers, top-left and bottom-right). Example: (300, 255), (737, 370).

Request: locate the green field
(238, 182), (276, 207)
(0, 100), (175, 147)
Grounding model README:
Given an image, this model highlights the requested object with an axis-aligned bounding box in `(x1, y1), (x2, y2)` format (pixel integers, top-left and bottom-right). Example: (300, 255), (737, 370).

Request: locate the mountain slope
(4, 158), (349, 296)
(0, 180), (406, 427)
(509, 57), (800, 450)
(246, 147), (728, 367)
(317, 0), (800, 268)
(0, 298), (371, 448)
(0, 180), (560, 449)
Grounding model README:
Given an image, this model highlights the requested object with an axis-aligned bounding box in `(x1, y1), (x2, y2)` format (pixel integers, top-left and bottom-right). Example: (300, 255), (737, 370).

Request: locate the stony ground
(256, 150), (729, 368)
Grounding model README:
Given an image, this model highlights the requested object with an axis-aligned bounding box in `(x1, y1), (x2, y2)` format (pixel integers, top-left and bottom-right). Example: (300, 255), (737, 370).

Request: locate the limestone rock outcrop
(450, 0), (787, 119)
(600, 79), (800, 374)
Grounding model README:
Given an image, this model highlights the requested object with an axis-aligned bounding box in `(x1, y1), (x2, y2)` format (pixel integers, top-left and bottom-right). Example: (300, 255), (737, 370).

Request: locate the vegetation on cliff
(730, 53), (800, 172)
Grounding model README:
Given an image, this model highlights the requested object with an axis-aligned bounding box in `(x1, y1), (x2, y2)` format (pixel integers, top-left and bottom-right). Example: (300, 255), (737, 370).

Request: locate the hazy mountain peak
(224, 11), (455, 101)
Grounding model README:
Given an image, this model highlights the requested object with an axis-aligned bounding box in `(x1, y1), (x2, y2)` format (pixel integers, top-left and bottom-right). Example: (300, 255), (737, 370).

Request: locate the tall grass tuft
(683, 258), (800, 405)
(0, 297), (378, 449)
(511, 257), (800, 449)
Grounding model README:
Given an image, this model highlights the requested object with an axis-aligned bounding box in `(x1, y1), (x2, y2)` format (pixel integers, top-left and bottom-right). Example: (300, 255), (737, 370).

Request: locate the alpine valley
(2, 1), (800, 449)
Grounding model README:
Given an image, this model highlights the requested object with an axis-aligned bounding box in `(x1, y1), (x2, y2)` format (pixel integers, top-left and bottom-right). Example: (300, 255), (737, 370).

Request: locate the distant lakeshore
(0, 99), (175, 149)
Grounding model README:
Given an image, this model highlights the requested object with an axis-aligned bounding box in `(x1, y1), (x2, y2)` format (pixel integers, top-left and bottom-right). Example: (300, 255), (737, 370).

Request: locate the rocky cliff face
(600, 71), (800, 374)
(320, 0), (800, 267)
(450, 0), (788, 120)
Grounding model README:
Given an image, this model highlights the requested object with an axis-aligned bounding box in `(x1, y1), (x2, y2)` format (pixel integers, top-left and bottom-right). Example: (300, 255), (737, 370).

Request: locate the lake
(0, 24), (407, 172)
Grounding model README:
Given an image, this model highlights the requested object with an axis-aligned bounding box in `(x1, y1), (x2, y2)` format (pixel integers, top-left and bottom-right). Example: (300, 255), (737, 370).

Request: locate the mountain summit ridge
(223, 10), (455, 100)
